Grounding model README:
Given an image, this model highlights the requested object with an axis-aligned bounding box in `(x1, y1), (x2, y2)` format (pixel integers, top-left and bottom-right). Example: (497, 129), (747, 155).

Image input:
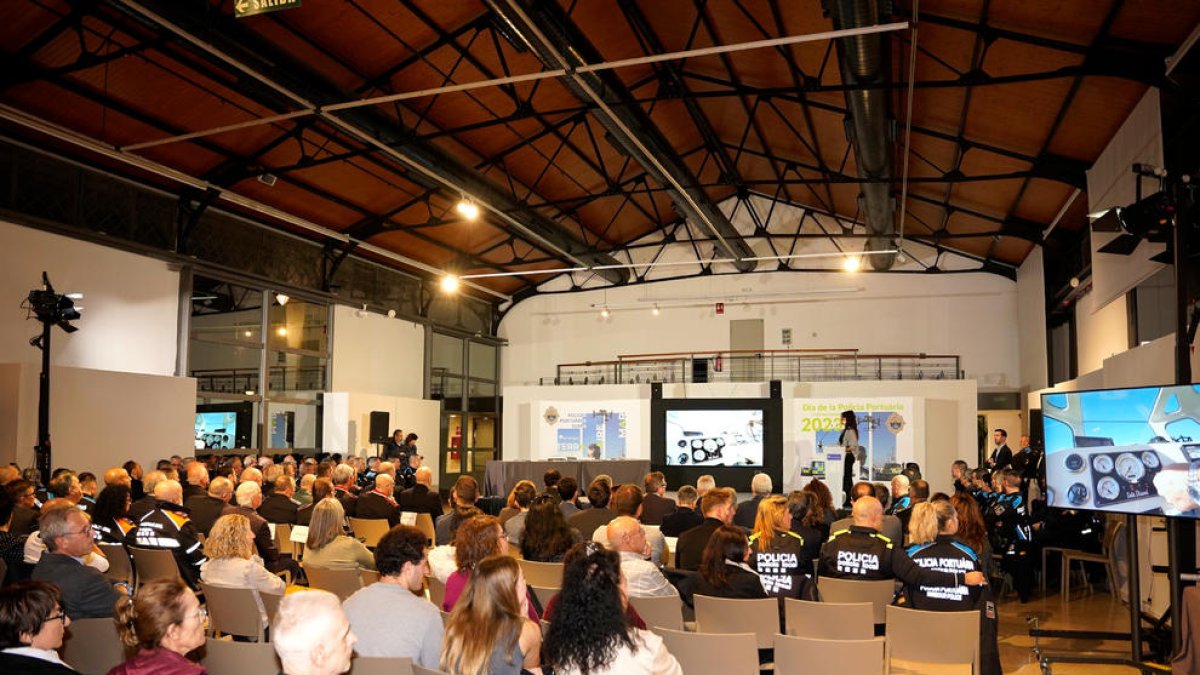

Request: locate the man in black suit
(127, 470), (166, 522)
(185, 476), (233, 537)
(676, 487), (736, 570)
(6, 479), (40, 536)
(32, 505), (122, 618)
(987, 429), (1013, 472)
(639, 471), (676, 526)
(356, 473), (400, 527)
(733, 473), (772, 530)
(297, 478), (334, 526)
(397, 467), (442, 520)
(332, 463), (359, 518)
(660, 485), (703, 537)
(222, 481), (293, 576)
(183, 463), (208, 502)
(259, 475), (300, 524)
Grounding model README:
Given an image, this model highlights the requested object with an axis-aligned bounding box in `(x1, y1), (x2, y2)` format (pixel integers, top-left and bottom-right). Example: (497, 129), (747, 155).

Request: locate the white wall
(1074, 286), (1129, 376)
(0, 221), (181, 376)
(0, 363), (196, 476)
(499, 271), (1019, 388)
(322, 392), (442, 484)
(331, 305), (426, 399)
(1016, 248), (1048, 393)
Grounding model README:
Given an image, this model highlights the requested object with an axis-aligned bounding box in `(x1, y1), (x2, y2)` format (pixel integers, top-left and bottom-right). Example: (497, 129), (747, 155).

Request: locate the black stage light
(1098, 191), (1175, 257)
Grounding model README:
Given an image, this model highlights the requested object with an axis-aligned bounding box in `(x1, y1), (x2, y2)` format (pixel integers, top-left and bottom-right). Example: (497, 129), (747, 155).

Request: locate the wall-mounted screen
(196, 403), (253, 450)
(1042, 384), (1200, 517)
(652, 396), (782, 490)
(664, 409), (764, 466)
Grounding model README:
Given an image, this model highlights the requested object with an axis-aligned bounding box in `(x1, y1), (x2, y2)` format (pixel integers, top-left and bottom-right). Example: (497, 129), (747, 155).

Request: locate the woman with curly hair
(543, 544), (680, 675)
(0, 581), (74, 674)
(520, 495), (581, 563)
(199, 514), (285, 625)
(90, 484), (132, 544)
(440, 556), (540, 675)
(801, 478), (834, 541)
(442, 515), (538, 621)
(109, 578), (206, 674)
(693, 526), (767, 600)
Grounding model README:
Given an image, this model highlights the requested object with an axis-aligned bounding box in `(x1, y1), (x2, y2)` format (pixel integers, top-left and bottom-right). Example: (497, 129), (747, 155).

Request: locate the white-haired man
(273, 590), (357, 675)
(887, 474), (912, 515)
(733, 472), (773, 529)
(222, 480), (293, 575)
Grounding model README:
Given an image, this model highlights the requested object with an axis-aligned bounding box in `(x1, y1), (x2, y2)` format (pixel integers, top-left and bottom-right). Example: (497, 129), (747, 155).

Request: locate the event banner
(535, 401), (640, 459)
(789, 397), (919, 498)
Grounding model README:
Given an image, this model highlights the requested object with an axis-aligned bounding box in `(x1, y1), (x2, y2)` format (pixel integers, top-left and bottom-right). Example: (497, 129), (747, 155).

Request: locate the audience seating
(784, 599), (874, 639)
(693, 595), (779, 649)
(348, 517), (391, 548)
(657, 627), (759, 675)
(201, 583), (275, 642)
(413, 665), (453, 675)
(60, 617), (128, 675)
(516, 559), (563, 588)
(274, 522), (295, 558)
(262, 588), (282, 627)
(96, 542), (134, 587)
(440, 610), (452, 627)
(816, 577), (896, 624)
(628, 594), (684, 631)
(360, 568), (380, 586)
(884, 605), (979, 674)
(303, 564), (364, 601)
(427, 575), (446, 608)
(415, 513), (436, 546)
(528, 585), (557, 612)
(349, 655), (414, 675)
(201, 637), (280, 674)
(128, 546), (181, 589)
(1047, 518), (1123, 599)
(774, 634), (883, 675)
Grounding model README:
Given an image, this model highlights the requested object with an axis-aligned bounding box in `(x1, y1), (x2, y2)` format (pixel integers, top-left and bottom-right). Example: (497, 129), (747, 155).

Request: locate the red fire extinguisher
(714, 354), (723, 372)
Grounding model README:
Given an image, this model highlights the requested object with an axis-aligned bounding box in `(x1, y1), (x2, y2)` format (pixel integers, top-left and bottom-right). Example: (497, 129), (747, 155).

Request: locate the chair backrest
(774, 634), (884, 675)
(656, 627), (759, 675)
(274, 522), (294, 558)
(415, 513), (436, 546)
(128, 546), (181, 589)
(884, 605), (979, 672)
(693, 595), (780, 649)
(201, 637), (280, 674)
(96, 542), (134, 587)
(628, 594), (684, 632)
(201, 583), (266, 641)
(784, 598), (874, 639)
(816, 577), (896, 623)
(60, 618), (128, 675)
(529, 585), (557, 612)
(304, 564), (364, 601)
(262, 590), (283, 627)
(516, 559), (564, 588)
(350, 655), (415, 675)
(359, 568), (381, 587)
(413, 665), (454, 675)
(427, 575), (447, 609)
(348, 518), (392, 548)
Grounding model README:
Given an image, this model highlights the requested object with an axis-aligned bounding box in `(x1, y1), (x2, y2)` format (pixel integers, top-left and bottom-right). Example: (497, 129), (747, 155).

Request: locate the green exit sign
(234, 0), (301, 18)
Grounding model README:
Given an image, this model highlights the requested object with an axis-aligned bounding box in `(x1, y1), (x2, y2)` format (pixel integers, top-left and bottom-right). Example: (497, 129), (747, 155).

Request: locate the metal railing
(192, 365), (326, 394)
(543, 349), (962, 385)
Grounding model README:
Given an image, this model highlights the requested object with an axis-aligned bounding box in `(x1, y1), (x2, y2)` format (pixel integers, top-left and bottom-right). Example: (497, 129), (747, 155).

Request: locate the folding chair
(775, 634), (883, 675)
(784, 598), (874, 639)
(693, 595), (780, 649)
(349, 655), (415, 675)
(96, 542), (134, 587)
(348, 518), (391, 548)
(516, 559), (563, 588)
(60, 618), (128, 675)
(201, 637), (280, 674)
(884, 605), (979, 674)
(628, 594), (685, 632)
(201, 583), (270, 642)
(816, 576), (896, 624)
(303, 564), (364, 601)
(657, 627), (759, 675)
(128, 546), (181, 589)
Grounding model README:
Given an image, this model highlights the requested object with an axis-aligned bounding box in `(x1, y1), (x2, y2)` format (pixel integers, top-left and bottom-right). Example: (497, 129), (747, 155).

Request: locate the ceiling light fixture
(842, 256), (861, 273)
(276, 327), (287, 336)
(440, 275), (460, 293)
(652, 304), (660, 316)
(600, 306), (611, 319)
(455, 198), (480, 221)
(275, 293), (289, 306)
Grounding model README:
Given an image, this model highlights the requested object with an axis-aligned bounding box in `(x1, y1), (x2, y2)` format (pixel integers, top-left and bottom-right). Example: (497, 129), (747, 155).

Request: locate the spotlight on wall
(842, 255), (861, 273)
(652, 304), (660, 316)
(275, 293), (289, 306)
(387, 309), (397, 318)
(440, 275), (460, 293)
(276, 327), (287, 336)
(600, 306), (611, 319)
(455, 198), (480, 221)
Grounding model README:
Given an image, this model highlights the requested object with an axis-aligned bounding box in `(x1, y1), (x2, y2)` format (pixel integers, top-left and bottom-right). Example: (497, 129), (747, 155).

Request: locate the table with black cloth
(484, 459), (651, 497)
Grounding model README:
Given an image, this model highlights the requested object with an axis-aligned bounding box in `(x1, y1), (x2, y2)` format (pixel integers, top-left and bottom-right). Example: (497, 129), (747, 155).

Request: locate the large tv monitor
(1042, 384), (1200, 517)
(652, 396), (783, 490)
(195, 402), (253, 450)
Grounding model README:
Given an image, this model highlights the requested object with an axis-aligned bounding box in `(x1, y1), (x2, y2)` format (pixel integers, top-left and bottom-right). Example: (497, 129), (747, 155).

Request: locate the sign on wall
(536, 401), (641, 459)
(234, 0), (301, 19)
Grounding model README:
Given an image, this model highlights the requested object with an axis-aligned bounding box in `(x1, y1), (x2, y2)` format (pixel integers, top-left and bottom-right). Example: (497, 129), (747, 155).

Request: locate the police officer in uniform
(990, 468), (1033, 602)
(904, 501), (1001, 675)
(126, 479), (206, 589)
(820, 496), (988, 591)
(749, 495), (814, 601)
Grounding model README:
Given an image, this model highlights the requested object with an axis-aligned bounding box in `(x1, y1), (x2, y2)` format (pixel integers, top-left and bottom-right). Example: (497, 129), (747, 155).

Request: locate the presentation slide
(664, 409), (764, 466)
(1043, 385), (1200, 517)
(536, 401), (637, 459)
(195, 412), (238, 450)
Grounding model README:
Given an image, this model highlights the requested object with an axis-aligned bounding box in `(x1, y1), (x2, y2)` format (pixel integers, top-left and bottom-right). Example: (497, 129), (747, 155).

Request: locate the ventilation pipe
(825, 0), (897, 270)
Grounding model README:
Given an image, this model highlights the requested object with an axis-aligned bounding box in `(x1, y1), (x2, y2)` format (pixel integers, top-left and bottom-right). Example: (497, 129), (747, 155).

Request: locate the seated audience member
(356, 474), (400, 527)
(498, 481), (536, 525)
(124, 461), (145, 500)
(8, 479), (41, 536)
(733, 473), (773, 530)
(887, 474), (912, 515)
(951, 460), (973, 494)
(640, 472), (676, 526)
(567, 480), (616, 539)
(0, 491), (27, 581)
(693, 526), (767, 600)
(785, 491), (824, 564)
(294, 474), (315, 507)
(89, 484), (134, 544)
(258, 476), (300, 524)
(502, 482), (538, 544)
(897, 479), (930, 541)
(443, 515), (537, 620)
(696, 474), (716, 499)
(749, 495), (812, 600)
(397, 467), (442, 520)
(819, 496), (987, 590)
(801, 478), (836, 541)
(47, 473), (86, 514)
(296, 478), (334, 526)
(521, 495), (582, 563)
(77, 473), (98, 511)
(240, 467), (263, 488)
(542, 468), (562, 502)
(182, 464), (208, 503)
(331, 463), (359, 517)
(397, 450), (420, 491)
(127, 479), (207, 589)
(103, 467), (131, 490)
(607, 517), (677, 598)
(273, 591), (357, 675)
(831, 482), (903, 543)
(303, 499), (375, 571)
(950, 492), (994, 578)
(660, 485), (702, 538)
(200, 514), (285, 624)
(592, 485), (666, 566)
(185, 476), (232, 537)
(127, 471), (167, 522)
(676, 487), (736, 570)
(109, 578), (206, 675)
(436, 476), (481, 545)
(343, 525), (442, 666)
(222, 481), (291, 576)
(26, 499), (109, 573)
(32, 505), (122, 619)
(873, 483), (890, 511)
(557, 477), (582, 519)
(543, 545), (682, 675)
(904, 501), (1002, 675)
(0, 581), (73, 674)
(440, 556), (541, 675)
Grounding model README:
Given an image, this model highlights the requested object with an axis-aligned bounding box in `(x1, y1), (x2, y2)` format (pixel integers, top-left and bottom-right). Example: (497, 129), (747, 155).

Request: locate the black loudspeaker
(769, 380), (782, 399)
(284, 411), (295, 445)
(650, 382), (663, 399)
(369, 411), (390, 444)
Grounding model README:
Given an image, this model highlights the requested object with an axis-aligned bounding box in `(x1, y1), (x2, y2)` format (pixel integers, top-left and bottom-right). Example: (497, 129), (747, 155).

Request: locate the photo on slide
(195, 412), (237, 450)
(550, 409), (627, 459)
(814, 410), (904, 481)
(664, 409), (764, 467)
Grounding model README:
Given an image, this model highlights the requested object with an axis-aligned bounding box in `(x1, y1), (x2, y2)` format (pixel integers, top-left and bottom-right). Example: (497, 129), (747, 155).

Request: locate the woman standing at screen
(839, 410), (859, 507)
